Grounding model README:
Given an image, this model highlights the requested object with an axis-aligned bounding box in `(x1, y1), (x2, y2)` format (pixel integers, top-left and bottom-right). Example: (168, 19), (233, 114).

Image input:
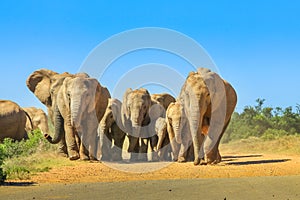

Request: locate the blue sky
(0, 0), (299, 112)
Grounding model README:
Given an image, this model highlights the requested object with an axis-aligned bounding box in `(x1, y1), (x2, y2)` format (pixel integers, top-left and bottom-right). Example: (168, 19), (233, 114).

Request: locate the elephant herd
(0, 67), (237, 166)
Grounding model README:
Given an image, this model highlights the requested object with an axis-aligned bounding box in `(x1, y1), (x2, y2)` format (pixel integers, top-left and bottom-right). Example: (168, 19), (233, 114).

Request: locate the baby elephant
(155, 117), (172, 161)
(165, 101), (194, 162)
(98, 98), (126, 161)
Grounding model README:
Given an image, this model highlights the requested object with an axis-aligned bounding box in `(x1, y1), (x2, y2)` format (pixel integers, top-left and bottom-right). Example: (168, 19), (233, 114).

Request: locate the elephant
(26, 69), (87, 157)
(163, 101), (194, 162)
(149, 93), (175, 160)
(122, 88), (152, 161)
(44, 76), (110, 160)
(154, 117), (172, 161)
(179, 67), (237, 165)
(150, 93), (176, 117)
(23, 107), (49, 136)
(0, 100), (31, 141)
(26, 69), (110, 160)
(98, 98), (126, 161)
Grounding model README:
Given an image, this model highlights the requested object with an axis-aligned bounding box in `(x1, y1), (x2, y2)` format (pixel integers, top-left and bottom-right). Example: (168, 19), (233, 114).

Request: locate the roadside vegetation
(221, 99), (300, 155)
(223, 99), (300, 142)
(0, 130), (74, 182)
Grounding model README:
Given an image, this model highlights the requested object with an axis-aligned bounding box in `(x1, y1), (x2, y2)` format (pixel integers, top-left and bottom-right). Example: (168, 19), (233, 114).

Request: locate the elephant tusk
(44, 133), (52, 140)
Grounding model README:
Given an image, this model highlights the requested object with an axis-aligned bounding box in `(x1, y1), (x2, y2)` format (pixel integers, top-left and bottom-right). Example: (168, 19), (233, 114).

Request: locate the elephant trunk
(173, 124), (182, 144)
(156, 131), (166, 150)
(131, 111), (142, 137)
(189, 100), (203, 165)
(71, 97), (83, 129)
(45, 105), (64, 144)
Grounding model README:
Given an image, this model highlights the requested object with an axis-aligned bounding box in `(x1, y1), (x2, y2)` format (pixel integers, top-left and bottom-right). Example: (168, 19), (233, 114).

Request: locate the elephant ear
(75, 72), (90, 78)
(122, 88), (132, 119)
(140, 88), (151, 108)
(198, 67), (225, 108)
(26, 69), (58, 107)
(58, 77), (72, 113)
(96, 83), (111, 120)
(198, 67), (226, 155)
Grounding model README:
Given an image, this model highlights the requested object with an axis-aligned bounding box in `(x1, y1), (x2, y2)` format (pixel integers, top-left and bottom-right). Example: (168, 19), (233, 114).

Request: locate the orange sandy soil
(9, 150), (300, 184)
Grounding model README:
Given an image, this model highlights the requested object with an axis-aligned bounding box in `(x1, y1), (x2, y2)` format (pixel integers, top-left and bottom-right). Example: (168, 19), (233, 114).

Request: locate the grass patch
(3, 152), (75, 180)
(0, 130), (75, 181)
(220, 135), (300, 155)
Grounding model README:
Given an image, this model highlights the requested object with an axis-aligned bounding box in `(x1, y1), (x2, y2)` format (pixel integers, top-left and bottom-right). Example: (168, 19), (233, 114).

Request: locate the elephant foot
(69, 154), (80, 160)
(207, 158), (221, 165)
(89, 155), (98, 161)
(177, 156), (187, 163)
(80, 154), (90, 161)
(206, 155), (221, 165)
(200, 158), (207, 165)
(193, 157), (201, 165)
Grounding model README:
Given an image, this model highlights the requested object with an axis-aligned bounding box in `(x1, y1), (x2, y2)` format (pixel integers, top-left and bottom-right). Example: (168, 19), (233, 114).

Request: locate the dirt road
(1, 176), (300, 200)
(1, 152), (300, 199)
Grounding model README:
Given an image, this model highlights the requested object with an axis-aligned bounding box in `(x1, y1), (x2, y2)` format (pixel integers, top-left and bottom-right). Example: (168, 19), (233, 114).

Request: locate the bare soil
(13, 150), (300, 184)
(2, 147), (300, 200)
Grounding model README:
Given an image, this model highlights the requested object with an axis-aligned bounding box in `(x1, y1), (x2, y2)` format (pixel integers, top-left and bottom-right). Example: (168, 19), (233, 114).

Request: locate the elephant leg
(97, 129), (109, 161)
(101, 130), (112, 161)
(206, 120), (230, 164)
(139, 138), (148, 161)
(79, 136), (90, 161)
(128, 135), (139, 161)
(64, 125), (80, 160)
(178, 125), (193, 163)
(169, 137), (180, 161)
(88, 127), (99, 161)
(178, 138), (192, 163)
(149, 135), (159, 162)
(111, 129), (126, 161)
(57, 134), (68, 157)
(187, 144), (195, 161)
(162, 138), (172, 161)
(194, 131), (205, 165)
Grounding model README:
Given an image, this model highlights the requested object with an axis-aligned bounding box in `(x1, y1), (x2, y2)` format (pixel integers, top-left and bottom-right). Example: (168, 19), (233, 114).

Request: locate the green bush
(0, 147), (7, 183)
(223, 99), (300, 143)
(261, 129), (290, 140)
(0, 130), (52, 182)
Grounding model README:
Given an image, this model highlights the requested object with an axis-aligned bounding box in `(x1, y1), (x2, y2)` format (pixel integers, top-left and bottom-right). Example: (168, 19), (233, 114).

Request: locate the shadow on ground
(1, 181), (36, 187)
(227, 159), (290, 166)
(222, 154), (262, 159)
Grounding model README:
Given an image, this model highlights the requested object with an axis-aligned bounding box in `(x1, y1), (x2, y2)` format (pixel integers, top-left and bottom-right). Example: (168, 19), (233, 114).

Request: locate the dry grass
(220, 135), (300, 155)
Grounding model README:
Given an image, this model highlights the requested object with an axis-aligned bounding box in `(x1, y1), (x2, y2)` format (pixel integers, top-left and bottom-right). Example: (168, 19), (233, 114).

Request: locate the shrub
(224, 99), (300, 143)
(0, 130), (52, 182)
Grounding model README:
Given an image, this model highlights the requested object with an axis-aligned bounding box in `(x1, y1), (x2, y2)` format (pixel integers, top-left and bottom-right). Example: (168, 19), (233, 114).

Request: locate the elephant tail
(24, 110), (33, 131)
